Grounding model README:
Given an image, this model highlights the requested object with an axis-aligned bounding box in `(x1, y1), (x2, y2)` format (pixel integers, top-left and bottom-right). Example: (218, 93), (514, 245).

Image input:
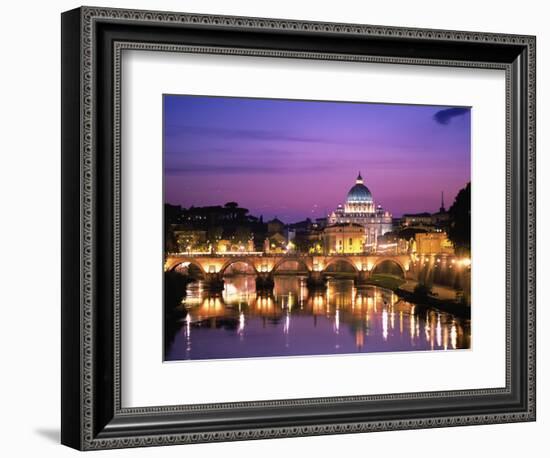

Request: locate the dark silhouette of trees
(163, 270), (189, 357)
(395, 227), (427, 241)
(448, 182), (471, 255)
(164, 204), (183, 252)
(164, 202), (268, 251)
(224, 201), (248, 221)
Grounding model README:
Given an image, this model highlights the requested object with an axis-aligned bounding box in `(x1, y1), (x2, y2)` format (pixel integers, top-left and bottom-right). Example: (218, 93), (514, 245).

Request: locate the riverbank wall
(363, 277), (471, 319)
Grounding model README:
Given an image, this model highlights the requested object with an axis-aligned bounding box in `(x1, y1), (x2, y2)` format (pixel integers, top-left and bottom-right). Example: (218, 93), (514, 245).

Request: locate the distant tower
(440, 191), (445, 213)
(356, 171), (364, 184)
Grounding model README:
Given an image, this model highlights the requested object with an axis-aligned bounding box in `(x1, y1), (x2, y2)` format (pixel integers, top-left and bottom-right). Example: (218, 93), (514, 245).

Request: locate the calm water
(165, 275), (470, 361)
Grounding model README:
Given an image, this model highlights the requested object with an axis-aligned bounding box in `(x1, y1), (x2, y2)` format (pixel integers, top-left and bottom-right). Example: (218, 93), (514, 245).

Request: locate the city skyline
(164, 95), (470, 220)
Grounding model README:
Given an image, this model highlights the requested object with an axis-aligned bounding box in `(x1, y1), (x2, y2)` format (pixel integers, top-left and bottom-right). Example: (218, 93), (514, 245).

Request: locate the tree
(234, 226), (252, 244)
(207, 226), (223, 243)
(164, 204), (183, 252)
(396, 227), (427, 241)
(448, 182), (471, 255)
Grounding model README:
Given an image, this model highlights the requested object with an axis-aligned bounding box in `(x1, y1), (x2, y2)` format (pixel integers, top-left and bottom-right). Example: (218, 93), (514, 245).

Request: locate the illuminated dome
(346, 172), (373, 203)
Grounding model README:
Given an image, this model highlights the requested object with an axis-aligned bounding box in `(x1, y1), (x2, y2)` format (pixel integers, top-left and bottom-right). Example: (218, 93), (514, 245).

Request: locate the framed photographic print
(61, 6), (536, 450)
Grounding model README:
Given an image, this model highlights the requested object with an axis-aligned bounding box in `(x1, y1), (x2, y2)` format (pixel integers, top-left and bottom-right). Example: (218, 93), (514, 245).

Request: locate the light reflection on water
(165, 275), (470, 361)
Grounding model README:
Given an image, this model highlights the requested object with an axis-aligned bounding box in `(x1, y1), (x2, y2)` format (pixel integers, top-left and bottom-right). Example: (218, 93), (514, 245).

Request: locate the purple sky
(164, 95), (470, 222)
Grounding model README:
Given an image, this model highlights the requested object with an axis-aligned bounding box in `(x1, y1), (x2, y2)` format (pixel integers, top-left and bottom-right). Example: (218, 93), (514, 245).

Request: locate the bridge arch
(165, 257), (207, 275)
(272, 257), (311, 274)
(371, 258), (406, 278)
(220, 258), (258, 275)
(323, 257), (358, 273)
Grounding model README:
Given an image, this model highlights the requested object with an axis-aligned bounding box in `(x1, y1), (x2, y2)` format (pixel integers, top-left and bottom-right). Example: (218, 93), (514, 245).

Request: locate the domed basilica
(327, 173), (393, 250)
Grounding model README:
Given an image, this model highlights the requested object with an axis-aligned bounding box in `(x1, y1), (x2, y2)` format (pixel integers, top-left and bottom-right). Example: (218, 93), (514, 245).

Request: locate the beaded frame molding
(61, 6), (536, 450)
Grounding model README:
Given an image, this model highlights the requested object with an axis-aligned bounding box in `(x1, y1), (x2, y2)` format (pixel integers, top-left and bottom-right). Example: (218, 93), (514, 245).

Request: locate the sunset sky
(164, 95), (470, 222)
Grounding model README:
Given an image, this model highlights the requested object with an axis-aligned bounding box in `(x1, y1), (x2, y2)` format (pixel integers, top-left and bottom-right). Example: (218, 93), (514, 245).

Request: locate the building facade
(413, 232), (454, 255)
(327, 173), (393, 250)
(322, 223), (365, 254)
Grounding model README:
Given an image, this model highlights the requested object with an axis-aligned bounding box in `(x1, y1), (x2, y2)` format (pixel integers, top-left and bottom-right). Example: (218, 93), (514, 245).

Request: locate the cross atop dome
(356, 172), (364, 184)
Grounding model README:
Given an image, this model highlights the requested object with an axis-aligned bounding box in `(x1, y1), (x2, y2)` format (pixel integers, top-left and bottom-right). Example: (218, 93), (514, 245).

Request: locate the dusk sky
(164, 95), (470, 222)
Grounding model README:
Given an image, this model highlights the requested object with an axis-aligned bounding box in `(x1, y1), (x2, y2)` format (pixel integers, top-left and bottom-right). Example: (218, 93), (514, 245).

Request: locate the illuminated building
(401, 212), (432, 227)
(322, 223), (365, 254)
(263, 232), (287, 253)
(414, 232), (454, 255)
(173, 229), (207, 252)
(216, 239), (255, 253)
(328, 173), (393, 249)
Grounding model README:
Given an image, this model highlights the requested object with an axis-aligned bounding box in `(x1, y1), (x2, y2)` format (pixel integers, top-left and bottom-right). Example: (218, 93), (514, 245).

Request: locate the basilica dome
(346, 173), (373, 203)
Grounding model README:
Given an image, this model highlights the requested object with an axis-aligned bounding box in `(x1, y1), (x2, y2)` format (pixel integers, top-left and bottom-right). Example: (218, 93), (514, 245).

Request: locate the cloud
(164, 124), (344, 145)
(163, 155), (450, 176)
(164, 163), (334, 175)
(433, 107), (470, 125)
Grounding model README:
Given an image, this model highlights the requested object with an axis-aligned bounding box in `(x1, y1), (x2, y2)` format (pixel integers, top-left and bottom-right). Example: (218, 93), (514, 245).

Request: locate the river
(165, 275), (470, 361)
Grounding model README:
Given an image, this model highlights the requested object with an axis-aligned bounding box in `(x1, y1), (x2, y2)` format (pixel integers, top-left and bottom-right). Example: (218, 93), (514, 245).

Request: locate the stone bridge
(165, 253), (414, 291)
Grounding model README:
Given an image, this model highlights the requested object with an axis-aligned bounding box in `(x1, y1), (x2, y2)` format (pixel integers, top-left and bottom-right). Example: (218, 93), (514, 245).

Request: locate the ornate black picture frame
(61, 6), (536, 450)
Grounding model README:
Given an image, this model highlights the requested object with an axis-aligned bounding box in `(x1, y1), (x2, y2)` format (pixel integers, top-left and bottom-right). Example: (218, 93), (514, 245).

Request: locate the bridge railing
(166, 251), (412, 258)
